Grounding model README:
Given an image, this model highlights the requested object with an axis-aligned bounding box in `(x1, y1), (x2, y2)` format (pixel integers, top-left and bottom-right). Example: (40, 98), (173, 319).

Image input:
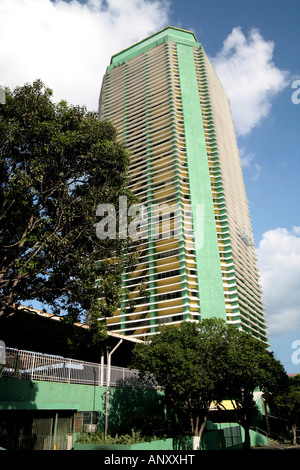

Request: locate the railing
(250, 426), (268, 436)
(0, 347), (154, 389)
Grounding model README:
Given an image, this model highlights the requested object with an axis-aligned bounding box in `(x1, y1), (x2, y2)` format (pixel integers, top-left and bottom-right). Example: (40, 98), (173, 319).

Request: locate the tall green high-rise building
(98, 27), (268, 344)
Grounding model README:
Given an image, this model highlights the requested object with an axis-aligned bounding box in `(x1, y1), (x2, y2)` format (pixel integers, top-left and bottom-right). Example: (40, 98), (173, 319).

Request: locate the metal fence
(0, 347), (153, 388)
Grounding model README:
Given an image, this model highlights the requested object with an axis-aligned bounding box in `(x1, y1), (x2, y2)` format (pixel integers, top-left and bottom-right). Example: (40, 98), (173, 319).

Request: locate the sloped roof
(0, 305), (140, 366)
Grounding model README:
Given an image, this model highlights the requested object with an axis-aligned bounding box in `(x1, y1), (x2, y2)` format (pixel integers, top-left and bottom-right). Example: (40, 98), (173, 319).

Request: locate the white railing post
(68, 358), (71, 383)
(100, 348), (104, 386)
(31, 352), (36, 381)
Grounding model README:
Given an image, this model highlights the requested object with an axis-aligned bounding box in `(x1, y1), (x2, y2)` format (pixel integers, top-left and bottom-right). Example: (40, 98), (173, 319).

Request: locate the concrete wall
(0, 378), (269, 450)
(0, 377), (165, 435)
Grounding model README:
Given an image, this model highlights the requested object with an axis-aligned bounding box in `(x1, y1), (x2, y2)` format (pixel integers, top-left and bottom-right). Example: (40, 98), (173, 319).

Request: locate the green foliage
(0, 79), (136, 341)
(77, 428), (162, 445)
(219, 326), (288, 412)
(272, 375), (300, 444)
(131, 318), (234, 437)
(131, 318), (287, 447)
(217, 327), (288, 448)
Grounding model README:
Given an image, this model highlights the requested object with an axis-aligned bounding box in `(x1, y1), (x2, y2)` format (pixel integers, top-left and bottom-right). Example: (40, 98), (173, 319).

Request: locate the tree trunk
(191, 414), (207, 450)
(192, 436), (201, 451)
(243, 422), (251, 450)
(292, 423), (297, 446)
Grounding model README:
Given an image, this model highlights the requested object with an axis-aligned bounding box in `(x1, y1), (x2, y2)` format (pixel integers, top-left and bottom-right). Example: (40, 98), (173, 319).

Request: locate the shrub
(77, 428), (163, 445)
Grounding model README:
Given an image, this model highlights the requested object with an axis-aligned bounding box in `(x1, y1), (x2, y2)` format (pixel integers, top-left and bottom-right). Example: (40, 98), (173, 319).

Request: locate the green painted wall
(0, 378), (164, 435)
(0, 378), (103, 411)
(0, 379), (269, 450)
(176, 43), (227, 321)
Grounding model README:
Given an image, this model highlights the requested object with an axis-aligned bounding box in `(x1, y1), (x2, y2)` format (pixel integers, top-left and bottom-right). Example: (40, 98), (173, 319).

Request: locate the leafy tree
(130, 319), (232, 446)
(0, 80), (136, 342)
(272, 375), (300, 445)
(218, 328), (288, 449)
(131, 318), (288, 450)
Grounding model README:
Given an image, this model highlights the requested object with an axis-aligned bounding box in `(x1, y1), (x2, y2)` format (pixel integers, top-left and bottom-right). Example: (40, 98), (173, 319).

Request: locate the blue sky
(0, 0), (299, 373)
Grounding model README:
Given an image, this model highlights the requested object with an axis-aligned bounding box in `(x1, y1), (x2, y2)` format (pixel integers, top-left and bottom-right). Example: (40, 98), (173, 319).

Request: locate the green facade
(108, 27), (198, 71)
(0, 377), (269, 451)
(176, 42), (226, 321)
(0, 377), (164, 450)
(99, 26), (268, 343)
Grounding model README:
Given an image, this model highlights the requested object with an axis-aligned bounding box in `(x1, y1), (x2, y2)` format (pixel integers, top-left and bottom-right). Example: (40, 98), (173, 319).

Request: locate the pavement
(252, 444), (300, 450)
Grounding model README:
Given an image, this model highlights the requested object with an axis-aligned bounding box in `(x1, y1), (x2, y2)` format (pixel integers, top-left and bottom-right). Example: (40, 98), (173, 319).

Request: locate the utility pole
(104, 339), (123, 440)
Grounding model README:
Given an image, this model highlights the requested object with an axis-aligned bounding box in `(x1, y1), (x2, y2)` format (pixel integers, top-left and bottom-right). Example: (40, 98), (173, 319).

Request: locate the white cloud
(239, 146), (262, 180)
(0, 0), (170, 110)
(257, 227), (300, 337)
(211, 27), (289, 136)
(0, 5), (289, 130)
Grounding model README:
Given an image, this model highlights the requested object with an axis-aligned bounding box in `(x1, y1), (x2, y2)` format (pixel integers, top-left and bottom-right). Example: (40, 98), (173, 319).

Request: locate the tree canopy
(218, 326), (288, 449)
(131, 319), (233, 441)
(272, 375), (300, 445)
(131, 319), (287, 449)
(0, 80), (136, 341)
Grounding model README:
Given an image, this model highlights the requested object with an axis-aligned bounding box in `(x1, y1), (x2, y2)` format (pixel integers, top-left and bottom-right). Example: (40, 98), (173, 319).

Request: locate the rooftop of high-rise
(107, 26), (200, 71)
